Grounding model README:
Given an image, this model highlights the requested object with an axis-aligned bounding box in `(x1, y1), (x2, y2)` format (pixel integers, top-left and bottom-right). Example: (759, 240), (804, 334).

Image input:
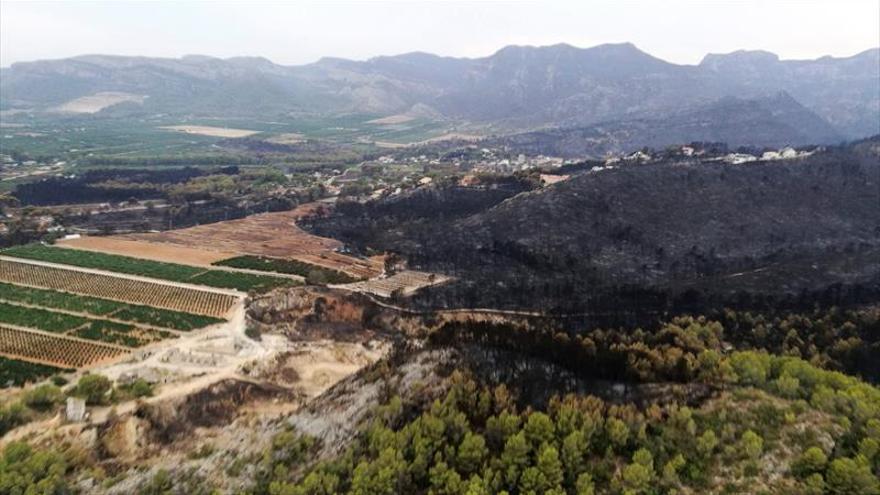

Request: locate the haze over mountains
(2, 42), (878, 152)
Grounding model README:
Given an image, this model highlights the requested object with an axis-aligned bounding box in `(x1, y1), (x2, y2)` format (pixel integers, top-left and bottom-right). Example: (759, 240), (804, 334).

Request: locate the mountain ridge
(7, 43), (875, 69)
(2, 42), (877, 140)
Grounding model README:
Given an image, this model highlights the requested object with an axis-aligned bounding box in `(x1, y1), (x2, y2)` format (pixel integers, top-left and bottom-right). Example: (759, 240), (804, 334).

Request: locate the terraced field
(0, 259), (238, 318)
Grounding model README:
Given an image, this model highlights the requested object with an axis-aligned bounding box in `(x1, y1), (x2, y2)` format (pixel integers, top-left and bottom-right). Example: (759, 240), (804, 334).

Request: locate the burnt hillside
(310, 139), (880, 313)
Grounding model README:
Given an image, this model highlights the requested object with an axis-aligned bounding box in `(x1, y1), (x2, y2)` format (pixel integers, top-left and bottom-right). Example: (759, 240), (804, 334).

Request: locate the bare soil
(124, 203), (384, 278)
(57, 237), (236, 266)
(54, 92), (145, 113)
(367, 114), (415, 125)
(158, 125), (260, 138)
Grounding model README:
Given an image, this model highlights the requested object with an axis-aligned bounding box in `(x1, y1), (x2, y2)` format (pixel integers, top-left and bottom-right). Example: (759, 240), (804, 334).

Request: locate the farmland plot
(3, 244), (204, 281)
(0, 325), (128, 369)
(72, 320), (173, 347)
(0, 259), (238, 317)
(0, 356), (69, 387)
(213, 255), (359, 283)
(0, 301), (89, 333)
(0, 301), (175, 347)
(56, 236), (235, 265)
(123, 204), (385, 279)
(0, 282), (224, 331)
(0, 282), (120, 316)
(2, 244), (293, 292)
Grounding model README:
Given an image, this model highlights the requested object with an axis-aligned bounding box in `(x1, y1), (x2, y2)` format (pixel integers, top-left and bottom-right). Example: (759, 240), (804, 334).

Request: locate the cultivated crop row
(110, 305), (222, 331)
(0, 326), (128, 369)
(0, 260), (237, 317)
(213, 255), (359, 284)
(0, 356), (68, 388)
(0, 301), (89, 333)
(72, 320), (174, 347)
(0, 281), (120, 315)
(2, 244), (294, 292)
(3, 244), (203, 281)
(0, 282), (224, 331)
(0, 300), (175, 348)
(188, 269), (298, 292)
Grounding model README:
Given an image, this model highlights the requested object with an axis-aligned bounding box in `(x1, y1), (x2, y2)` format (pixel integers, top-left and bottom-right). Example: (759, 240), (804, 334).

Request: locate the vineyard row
(0, 325), (129, 369)
(0, 259), (238, 318)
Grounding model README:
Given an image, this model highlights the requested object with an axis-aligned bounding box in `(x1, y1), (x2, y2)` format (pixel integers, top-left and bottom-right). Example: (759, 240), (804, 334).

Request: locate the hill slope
(309, 138), (880, 312)
(490, 92), (845, 157)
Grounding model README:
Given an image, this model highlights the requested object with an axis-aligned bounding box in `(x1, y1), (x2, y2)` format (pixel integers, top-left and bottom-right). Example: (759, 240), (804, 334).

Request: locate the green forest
(3, 313), (879, 494)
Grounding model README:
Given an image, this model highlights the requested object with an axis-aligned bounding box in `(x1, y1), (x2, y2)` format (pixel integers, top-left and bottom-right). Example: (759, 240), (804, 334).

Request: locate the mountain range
(2, 42), (878, 148)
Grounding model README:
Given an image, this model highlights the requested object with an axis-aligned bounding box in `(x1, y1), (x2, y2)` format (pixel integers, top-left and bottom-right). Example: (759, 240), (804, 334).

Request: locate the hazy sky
(1, 0), (878, 67)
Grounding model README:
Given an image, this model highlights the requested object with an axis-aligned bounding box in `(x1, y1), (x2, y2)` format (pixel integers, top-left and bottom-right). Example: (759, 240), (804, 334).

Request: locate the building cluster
(601, 145), (819, 167)
(373, 147), (574, 174)
(720, 147), (815, 164)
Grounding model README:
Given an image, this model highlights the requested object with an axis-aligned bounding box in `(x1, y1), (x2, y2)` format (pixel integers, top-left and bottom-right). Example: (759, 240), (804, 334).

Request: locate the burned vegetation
(307, 138), (880, 315)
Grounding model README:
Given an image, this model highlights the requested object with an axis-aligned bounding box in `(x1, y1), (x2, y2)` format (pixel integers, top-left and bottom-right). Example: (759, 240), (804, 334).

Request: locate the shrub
(73, 374), (112, 405)
(22, 384), (64, 411)
(122, 379), (154, 399)
(0, 402), (28, 436)
(0, 441), (69, 494)
(792, 447), (828, 477)
(825, 457), (879, 495)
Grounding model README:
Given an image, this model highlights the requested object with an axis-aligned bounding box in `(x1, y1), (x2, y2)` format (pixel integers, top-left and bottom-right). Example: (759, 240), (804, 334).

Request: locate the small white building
(723, 153), (757, 165)
(66, 397), (87, 422)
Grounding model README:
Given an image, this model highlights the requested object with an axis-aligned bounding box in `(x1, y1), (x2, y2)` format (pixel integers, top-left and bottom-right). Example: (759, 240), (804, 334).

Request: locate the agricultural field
(0, 259), (238, 318)
(0, 113), (455, 169)
(213, 255), (359, 284)
(2, 244), (204, 281)
(187, 270), (295, 292)
(0, 239), (247, 374)
(123, 204), (384, 279)
(0, 356), (69, 388)
(0, 282), (224, 331)
(0, 116), (223, 159)
(0, 301), (174, 347)
(159, 125), (260, 138)
(0, 281), (122, 316)
(2, 244), (294, 292)
(109, 305), (223, 332)
(72, 320), (173, 347)
(0, 301), (90, 333)
(0, 325), (128, 369)
(56, 237), (236, 266)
